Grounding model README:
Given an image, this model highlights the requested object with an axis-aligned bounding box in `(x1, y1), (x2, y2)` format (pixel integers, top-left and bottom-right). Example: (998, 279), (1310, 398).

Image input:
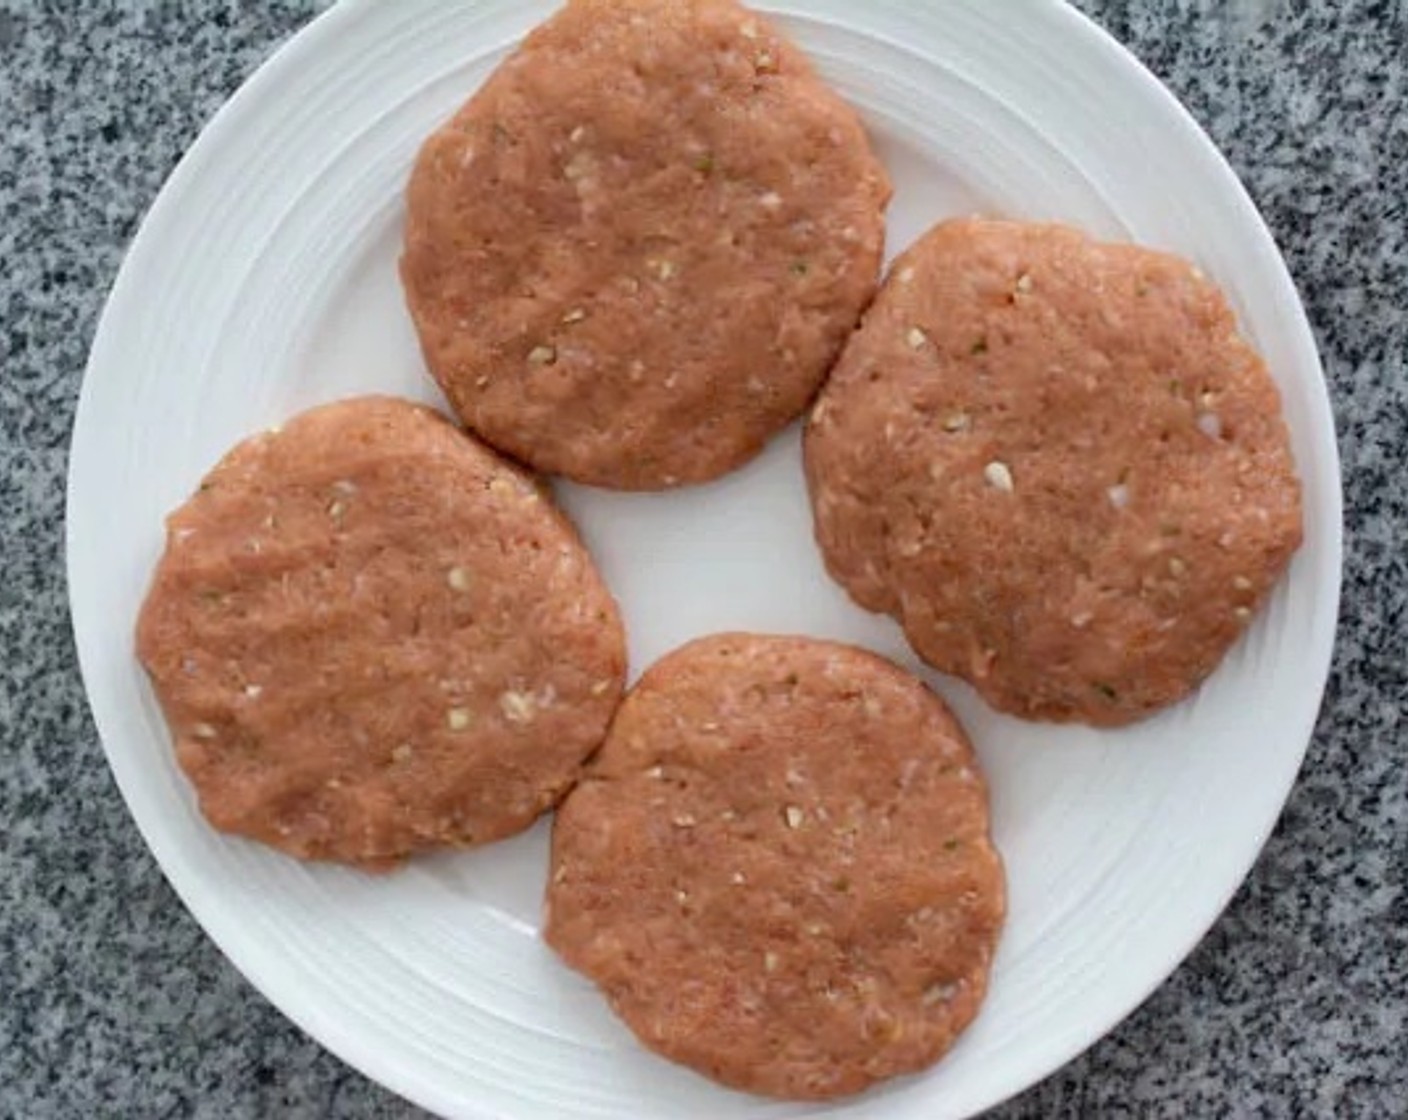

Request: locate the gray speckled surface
(1, 1), (1404, 1116)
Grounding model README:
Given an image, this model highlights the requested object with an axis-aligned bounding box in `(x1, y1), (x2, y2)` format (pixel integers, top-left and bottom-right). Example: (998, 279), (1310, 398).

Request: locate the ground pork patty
(804, 219), (1304, 726)
(135, 396), (627, 868)
(401, 0), (890, 490)
(545, 633), (1004, 1100)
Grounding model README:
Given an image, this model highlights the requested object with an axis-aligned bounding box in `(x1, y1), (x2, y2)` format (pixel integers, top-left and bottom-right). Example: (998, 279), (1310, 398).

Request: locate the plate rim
(65, 1), (1343, 1116)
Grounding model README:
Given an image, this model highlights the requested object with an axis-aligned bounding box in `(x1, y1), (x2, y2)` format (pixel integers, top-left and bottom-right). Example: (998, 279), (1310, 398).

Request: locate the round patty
(805, 219), (1304, 725)
(136, 396), (626, 868)
(545, 633), (1004, 1100)
(401, 0), (890, 490)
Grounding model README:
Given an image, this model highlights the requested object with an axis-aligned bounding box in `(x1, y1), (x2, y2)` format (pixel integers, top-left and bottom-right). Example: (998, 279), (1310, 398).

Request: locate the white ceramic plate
(67, 1), (1341, 1116)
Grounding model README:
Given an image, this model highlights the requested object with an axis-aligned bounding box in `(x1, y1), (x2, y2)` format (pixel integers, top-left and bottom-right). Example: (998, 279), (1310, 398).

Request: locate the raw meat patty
(136, 396), (626, 868)
(401, 0), (890, 489)
(805, 219), (1303, 725)
(545, 633), (1005, 1100)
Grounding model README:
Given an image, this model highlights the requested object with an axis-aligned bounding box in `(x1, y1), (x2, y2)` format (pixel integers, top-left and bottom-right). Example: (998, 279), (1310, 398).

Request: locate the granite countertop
(1, 2), (1403, 1116)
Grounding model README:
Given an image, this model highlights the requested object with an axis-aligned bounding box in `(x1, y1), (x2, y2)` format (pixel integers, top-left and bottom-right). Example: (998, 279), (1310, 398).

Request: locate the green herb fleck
(692, 153), (715, 174)
(944, 838), (960, 852)
(790, 260), (809, 277)
(1094, 683), (1118, 701)
(971, 336), (989, 356)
